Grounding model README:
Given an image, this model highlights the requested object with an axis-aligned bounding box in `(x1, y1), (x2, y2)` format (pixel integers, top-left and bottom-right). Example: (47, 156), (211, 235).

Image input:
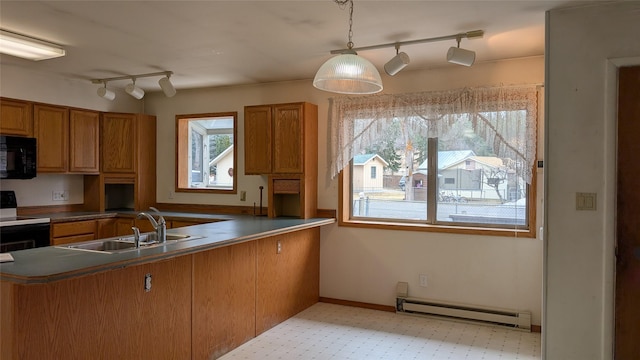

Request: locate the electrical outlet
(52, 190), (68, 201)
(168, 190), (174, 199)
(419, 274), (428, 287)
(240, 190), (246, 201)
(276, 240), (282, 254)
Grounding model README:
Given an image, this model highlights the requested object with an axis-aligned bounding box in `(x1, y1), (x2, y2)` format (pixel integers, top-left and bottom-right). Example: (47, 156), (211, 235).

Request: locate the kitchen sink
(57, 233), (203, 254)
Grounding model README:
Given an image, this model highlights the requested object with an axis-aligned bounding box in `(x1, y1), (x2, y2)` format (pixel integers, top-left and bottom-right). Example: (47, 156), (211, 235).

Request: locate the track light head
(447, 37), (475, 66)
(97, 83), (115, 101)
(158, 75), (176, 97)
(125, 79), (145, 99)
(384, 51), (410, 76)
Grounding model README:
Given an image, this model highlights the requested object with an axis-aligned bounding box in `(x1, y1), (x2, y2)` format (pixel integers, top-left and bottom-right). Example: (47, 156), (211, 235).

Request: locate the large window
(331, 85), (539, 236)
(176, 112), (237, 193)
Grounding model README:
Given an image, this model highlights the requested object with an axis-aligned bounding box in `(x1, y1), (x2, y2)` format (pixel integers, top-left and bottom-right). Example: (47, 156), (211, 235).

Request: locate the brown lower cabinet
(1, 227), (320, 360)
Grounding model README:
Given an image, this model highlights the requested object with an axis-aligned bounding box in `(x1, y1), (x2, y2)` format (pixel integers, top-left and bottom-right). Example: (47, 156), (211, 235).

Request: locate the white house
(208, 145), (233, 187)
(352, 154), (389, 192)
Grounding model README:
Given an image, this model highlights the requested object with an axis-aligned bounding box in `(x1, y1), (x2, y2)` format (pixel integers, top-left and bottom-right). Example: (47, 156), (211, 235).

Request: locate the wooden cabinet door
(102, 113), (136, 173)
(0, 98), (32, 136)
(10, 256), (192, 359)
(34, 104), (69, 172)
(69, 109), (100, 173)
(193, 241), (257, 359)
(244, 105), (272, 174)
(272, 103), (304, 174)
(115, 217), (134, 236)
(256, 228), (320, 334)
(96, 218), (116, 239)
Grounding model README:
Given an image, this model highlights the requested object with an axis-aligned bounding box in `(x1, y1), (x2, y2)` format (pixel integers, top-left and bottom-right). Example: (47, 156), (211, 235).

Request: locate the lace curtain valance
(328, 85), (539, 184)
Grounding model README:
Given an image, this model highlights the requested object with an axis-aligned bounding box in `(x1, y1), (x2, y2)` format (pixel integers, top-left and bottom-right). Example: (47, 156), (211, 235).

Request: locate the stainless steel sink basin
(57, 233), (203, 254)
(66, 240), (138, 252)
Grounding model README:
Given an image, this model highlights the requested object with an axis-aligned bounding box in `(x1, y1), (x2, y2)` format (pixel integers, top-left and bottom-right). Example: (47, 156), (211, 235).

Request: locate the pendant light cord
(335, 0), (354, 49)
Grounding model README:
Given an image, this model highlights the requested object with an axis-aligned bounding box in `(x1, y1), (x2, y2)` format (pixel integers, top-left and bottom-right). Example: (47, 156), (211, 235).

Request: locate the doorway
(615, 65), (640, 358)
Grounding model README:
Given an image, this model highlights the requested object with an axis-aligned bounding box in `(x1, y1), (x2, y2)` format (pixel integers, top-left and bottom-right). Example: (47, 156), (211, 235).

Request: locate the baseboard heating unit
(395, 282), (531, 331)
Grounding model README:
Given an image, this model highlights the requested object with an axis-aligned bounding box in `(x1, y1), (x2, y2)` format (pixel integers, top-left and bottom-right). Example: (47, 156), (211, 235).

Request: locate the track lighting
(91, 71), (175, 100)
(321, 30), (483, 87)
(97, 82), (115, 101)
(384, 46), (410, 76)
(158, 75), (176, 97)
(447, 36), (476, 67)
(0, 29), (66, 61)
(125, 79), (145, 99)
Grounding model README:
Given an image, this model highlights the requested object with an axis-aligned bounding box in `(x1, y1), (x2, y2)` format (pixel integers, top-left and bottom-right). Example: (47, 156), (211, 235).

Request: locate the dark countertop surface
(40, 210), (237, 223)
(1, 213), (334, 284)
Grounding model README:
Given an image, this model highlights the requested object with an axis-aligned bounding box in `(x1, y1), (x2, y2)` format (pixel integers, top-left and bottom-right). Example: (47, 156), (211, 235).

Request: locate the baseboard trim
(319, 297), (396, 313)
(319, 297), (542, 333)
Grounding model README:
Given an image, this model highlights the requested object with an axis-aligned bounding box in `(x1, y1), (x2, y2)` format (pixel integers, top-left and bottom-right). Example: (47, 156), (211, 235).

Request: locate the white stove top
(0, 215), (51, 227)
(0, 195), (51, 227)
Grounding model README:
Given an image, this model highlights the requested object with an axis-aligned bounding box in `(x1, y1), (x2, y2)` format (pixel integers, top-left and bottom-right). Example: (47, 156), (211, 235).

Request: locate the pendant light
(313, 0), (382, 95)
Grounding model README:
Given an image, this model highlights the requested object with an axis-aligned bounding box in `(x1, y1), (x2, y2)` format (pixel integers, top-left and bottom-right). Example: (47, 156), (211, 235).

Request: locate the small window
(444, 178), (455, 184)
(176, 112), (237, 194)
(371, 166), (377, 179)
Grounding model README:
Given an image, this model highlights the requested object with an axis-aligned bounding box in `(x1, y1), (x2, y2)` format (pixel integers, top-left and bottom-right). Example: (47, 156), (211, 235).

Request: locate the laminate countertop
(0, 214), (335, 284)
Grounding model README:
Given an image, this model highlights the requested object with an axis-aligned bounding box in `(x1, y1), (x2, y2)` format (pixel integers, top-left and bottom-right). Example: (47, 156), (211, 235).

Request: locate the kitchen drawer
(52, 233), (96, 246)
(272, 179), (300, 194)
(52, 220), (97, 238)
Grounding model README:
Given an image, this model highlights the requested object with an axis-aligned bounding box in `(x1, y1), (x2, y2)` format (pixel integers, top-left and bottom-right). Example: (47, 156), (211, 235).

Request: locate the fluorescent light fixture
(0, 29), (65, 61)
(97, 83), (115, 101)
(158, 75), (176, 97)
(125, 80), (145, 99)
(384, 51), (410, 76)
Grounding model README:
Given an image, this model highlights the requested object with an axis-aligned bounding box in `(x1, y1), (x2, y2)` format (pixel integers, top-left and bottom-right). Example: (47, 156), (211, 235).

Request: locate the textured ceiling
(0, 0), (598, 92)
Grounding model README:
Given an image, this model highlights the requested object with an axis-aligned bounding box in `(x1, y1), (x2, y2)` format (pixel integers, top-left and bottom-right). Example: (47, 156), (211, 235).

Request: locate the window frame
(338, 166), (536, 237)
(175, 112), (238, 194)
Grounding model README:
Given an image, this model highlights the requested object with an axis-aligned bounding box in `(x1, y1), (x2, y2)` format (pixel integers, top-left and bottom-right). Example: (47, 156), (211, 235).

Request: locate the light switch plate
(576, 192), (597, 211)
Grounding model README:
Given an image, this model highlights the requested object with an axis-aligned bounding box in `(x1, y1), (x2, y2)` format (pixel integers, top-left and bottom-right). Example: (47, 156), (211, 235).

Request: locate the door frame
(603, 56), (640, 358)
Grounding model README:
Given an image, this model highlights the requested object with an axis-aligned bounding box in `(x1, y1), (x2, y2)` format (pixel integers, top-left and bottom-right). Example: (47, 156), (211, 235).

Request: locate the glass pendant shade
(313, 53), (383, 94)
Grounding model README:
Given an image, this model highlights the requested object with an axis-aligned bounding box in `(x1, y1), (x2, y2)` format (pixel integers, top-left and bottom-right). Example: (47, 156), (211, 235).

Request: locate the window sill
(338, 218), (535, 238)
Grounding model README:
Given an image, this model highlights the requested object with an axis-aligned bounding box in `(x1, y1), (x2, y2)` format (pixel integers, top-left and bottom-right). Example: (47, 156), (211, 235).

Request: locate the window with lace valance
(329, 84), (540, 234)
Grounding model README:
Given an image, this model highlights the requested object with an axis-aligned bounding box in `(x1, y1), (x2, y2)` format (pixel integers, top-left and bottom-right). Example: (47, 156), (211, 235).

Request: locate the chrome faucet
(136, 207), (166, 243)
(131, 226), (141, 248)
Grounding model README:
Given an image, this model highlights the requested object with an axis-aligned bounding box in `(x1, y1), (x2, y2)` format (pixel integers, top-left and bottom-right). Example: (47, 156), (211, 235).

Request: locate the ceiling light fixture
(384, 45), (410, 76)
(447, 36), (476, 67)
(96, 81), (116, 101)
(328, 30), (484, 77)
(313, 0), (383, 95)
(158, 74), (176, 97)
(91, 71), (175, 100)
(0, 29), (66, 61)
(125, 78), (145, 99)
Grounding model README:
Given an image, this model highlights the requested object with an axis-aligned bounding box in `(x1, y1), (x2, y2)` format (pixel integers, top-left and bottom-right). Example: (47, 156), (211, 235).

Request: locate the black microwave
(0, 136), (37, 179)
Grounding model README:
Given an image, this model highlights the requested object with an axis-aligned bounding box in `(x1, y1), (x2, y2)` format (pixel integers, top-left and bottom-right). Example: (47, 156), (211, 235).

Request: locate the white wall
(545, 2), (640, 359)
(0, 54), (545, 326)
(145, 56), (545, 325)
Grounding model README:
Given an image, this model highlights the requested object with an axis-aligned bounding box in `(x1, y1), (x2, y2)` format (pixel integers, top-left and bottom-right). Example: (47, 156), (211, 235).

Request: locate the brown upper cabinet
(34, 104), (100, 174)
(101, 113), (137, 173)
(244, 102), (318, 218)
(244, 102), (317, 175)
(0, 98), (33, 137)
(84, 113), (156, 212)
(69, 109), (100, 173)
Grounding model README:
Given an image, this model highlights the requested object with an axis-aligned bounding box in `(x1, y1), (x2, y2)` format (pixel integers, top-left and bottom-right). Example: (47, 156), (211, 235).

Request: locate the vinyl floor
(219, 302), (541, 360)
